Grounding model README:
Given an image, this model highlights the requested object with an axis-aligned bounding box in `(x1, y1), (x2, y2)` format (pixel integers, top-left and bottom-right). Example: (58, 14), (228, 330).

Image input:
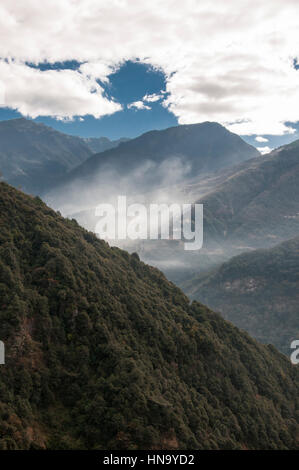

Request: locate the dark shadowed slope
(181, 236), (299, 356)
(0, 118), (92, 194)
(0, 182), (298, 450)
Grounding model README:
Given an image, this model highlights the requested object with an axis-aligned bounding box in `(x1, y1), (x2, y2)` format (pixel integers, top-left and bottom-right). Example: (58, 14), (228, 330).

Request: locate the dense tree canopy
(0, 182), (298, 450)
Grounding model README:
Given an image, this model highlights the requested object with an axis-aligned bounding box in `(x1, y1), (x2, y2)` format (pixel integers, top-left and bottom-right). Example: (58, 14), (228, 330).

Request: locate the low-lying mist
(44, 156), (223, 278)
(45, 155), (281, 283)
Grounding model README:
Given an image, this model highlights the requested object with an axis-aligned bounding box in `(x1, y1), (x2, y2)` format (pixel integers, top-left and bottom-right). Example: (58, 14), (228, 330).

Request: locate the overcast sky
(0, 0), (299, 149)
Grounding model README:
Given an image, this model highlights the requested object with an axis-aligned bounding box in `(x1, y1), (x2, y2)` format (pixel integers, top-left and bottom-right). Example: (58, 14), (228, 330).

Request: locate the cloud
(0, 0), (299, 133)
(46, 154), (191, 216)
(78, 62), (117, 83)
(255, 136), (269, 143)
(127, 93), (164, 111)
(257, 146), (273, 155)
(128, 100), (151, 110)
(143, 93), (163, 102)
(0, 60), (121, 119)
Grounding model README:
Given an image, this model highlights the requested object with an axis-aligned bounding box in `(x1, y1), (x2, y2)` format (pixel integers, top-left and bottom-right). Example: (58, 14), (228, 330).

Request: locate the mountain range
(1, 118), (298, 349)
(159, 137), (299, 282)
(50, 121), (259, 196)
(0, 182), (298, 450)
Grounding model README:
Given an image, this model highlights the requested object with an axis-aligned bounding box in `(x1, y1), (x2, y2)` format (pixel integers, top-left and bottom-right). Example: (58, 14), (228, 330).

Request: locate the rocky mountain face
(0, 182), (298, 450)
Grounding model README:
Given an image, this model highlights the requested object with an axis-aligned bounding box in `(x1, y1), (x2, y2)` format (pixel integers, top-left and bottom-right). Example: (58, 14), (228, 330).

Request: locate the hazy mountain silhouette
(198, 139), (299, 252)
(0, 118), (92, 194)
(56, 122), (259, 190)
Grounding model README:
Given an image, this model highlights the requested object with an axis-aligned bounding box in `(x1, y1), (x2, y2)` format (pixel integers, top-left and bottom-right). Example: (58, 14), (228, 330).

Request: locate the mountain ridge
(57, 121), (260, 185)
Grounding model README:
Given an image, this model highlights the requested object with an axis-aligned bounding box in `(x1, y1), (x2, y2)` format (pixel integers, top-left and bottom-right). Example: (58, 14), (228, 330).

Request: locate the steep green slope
(0, 182), (298, 450)
(182, 237), (299, 355)
(0, 118), (92, 194)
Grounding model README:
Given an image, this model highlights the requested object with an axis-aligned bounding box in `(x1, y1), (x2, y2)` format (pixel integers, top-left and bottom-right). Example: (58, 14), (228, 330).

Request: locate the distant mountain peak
(56, 121), (259, 191)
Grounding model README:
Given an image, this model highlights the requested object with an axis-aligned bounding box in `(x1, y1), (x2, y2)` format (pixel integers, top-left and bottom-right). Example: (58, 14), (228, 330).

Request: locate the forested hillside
(182, 236), (299, 355)
(0, 182), (298, 450)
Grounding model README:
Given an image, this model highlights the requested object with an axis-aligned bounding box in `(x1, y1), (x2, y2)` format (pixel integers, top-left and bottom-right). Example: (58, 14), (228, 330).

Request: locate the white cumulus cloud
(257, 146), (273, 155)
(143, 93), (163, 103)
(0, 0), (298, 134)
(0, 60), (121, 119)
(128, 100), (151, 111)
